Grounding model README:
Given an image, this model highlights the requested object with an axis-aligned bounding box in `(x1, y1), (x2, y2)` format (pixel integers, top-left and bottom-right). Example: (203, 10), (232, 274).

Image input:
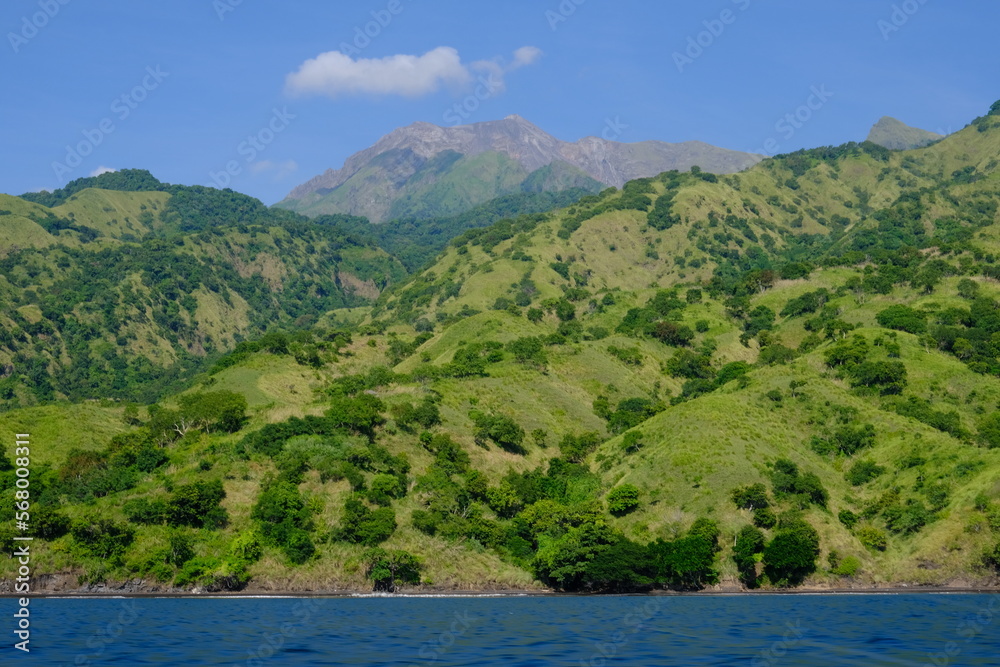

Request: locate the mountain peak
(867, 116), (943, 150)
(281, 116), (762, 221)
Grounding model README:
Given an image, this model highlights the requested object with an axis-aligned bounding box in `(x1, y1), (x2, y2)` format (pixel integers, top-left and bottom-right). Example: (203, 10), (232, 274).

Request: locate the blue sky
(1, 0), (997, 205)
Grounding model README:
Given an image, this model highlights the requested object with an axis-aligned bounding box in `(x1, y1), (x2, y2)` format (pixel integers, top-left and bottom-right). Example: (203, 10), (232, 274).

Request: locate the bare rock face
(281, 115), (762, 222)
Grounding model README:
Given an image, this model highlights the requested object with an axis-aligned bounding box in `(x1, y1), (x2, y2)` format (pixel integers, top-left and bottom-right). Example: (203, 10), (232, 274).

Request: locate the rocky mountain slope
(867, 116), (944, 150)
(277, 115), (762, 222)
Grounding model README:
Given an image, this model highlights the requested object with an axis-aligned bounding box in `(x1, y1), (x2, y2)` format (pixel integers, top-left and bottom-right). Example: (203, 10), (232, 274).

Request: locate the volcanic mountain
(277, 115), (763, 222)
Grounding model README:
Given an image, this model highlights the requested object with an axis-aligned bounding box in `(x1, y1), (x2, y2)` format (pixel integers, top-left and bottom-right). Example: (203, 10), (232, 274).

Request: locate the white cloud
(250, 159), (298, 180)
(286, 47), (470, 98)
(512, 46), (543, 69)
(285, 46), (542, 99)
(89, 166), (116, 177)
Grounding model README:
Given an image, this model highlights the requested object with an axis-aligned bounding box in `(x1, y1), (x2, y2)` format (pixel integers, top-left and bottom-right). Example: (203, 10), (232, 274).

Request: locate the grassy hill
(4, 108), (1000, 594)
(0, 171), (405, 409)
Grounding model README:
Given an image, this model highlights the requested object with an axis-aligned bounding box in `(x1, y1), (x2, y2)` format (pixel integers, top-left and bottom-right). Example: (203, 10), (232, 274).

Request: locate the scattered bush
(607, 484), (641, 516)
(845, 459), (886, 486)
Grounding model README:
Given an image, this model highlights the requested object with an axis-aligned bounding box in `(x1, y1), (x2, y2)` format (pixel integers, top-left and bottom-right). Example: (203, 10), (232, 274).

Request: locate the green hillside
(4, 108), (1000, 595)
(0, 171), (405, 409)
(333, 189), (597, 272)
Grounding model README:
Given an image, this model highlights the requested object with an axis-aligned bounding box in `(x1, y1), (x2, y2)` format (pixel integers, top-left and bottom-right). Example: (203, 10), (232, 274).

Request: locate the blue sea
(1, 593), (998, 665)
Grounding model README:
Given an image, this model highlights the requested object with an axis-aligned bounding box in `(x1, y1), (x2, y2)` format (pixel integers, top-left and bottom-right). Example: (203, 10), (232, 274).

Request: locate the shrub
(832, 555), (861, 577)
(411, 509), (440, 536)
(621, 431), (644, 454)
(471, 413), (526, 453)
(884, 500), (931, 535)
(71, 518), (136, 562)
(607, 484), (641, 516)
(167, 532), (195, 567)
(558, 432), (603, 463)
(856, 525), (888, 551)
(731, 483), (770, 510)
(367, 473), (405, 506)
(337, 498), (396, 546)
(876, 305), (927, 334)
(506, 337), (548, 366)
(770, 459), (828, 508)
(848, 361), (907, 395)
(123, 497), (169, 525)
(33, 505), (71, 539)
(977, 413), (1000, 449)
(753, 507), (777, 529)
(167, 480), (227, 528)
(665, 349), (714, 379)
(838, 509), (859, 529)
(608, 345), (643, 366)
(845, 459), (886, 486)
(985, 541), (1000, 572)
(813, 423), (876, 456)
(363, 548), (422, 592)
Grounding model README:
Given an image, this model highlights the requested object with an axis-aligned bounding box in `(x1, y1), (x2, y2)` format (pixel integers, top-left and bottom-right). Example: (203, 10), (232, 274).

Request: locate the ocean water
(1, 593), (997, 665)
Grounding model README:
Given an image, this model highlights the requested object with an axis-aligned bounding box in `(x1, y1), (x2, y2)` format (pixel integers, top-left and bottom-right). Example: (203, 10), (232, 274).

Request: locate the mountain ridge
(278, 115), (763, 222)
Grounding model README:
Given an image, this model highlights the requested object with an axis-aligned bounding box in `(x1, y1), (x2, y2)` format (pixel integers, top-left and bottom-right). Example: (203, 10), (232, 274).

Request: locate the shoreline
(3, 583), (998, 599)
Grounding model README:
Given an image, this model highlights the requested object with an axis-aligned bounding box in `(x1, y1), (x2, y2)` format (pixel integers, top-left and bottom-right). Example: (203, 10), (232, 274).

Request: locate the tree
(337, 497), (396, 546)
(363, 548), (421, 592)
(652, 322), (694, 347)
(533, 522), (651, 592)
(606, 484), (640, 516)
(506, 336), (547, 366)
(649, 534), (717, 590)
(472, 413), (526, 453)
(485, 482), (523, 519)
(177, 391), (248, 433)
(665, 349), (714, 379)
(731, 483), (770, 511)
(251, 479), (315, 562)
(326, 394), (386, 441)
(733, 525), (765, 588)
(167, 479), (227, 528)
(558, 432), (603, 463)
(957, 278), (980, 300)
(876, 305), (926, 334)
(977, 412), (1000, 449)
(762, 518), (819, 586)
(367, 473), (404, 506)
(849, 360), (907, 395)
(555, 299), (576, 322)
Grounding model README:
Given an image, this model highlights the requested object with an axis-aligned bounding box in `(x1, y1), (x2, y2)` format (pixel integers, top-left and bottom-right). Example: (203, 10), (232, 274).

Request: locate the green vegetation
(6, 103), (1000, 593)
